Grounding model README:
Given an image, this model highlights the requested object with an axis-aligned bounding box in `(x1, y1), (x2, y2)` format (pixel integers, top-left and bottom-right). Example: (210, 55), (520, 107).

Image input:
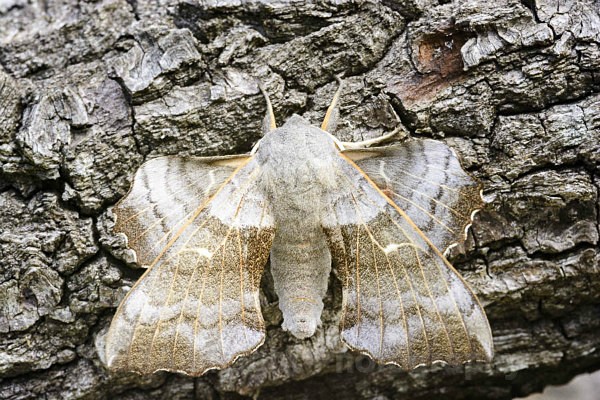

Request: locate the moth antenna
(321, 74), (344, 132)
(257, 80), (277, 132)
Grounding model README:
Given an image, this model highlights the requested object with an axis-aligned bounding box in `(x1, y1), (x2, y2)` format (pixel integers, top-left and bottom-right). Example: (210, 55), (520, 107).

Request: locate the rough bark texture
(0, 1), (599, 399)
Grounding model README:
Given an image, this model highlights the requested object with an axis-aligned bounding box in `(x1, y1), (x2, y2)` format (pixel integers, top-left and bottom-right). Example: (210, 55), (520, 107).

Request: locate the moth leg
(341, 101), (405, 149)
(320, 75), (344, 132)
(258, 81), (277, 133)
(340, 126), (403, 149)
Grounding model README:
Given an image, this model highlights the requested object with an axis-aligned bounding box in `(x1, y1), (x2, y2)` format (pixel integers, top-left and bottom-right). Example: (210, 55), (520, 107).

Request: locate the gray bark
(0, 0), (599, 399)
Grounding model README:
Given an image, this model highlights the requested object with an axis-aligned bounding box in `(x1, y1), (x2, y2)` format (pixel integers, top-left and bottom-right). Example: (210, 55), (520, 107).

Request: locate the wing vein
(236, 227), (248, 347)
(342, 153), (479, 361)
(149, 252), (182, 367)
(389, 190), (455, 234)
(383, 252), (410, 366)
(192, 250), (211, 371)
(413, 247), (456, 362)
(219, 241), (226, 362)
(348, 192), (385, 358)
(172, 250), (203, 370)
(339, 168), (432, 362)
(381, 193), (475, 360)
(388, 171), (460, 194)
(431, 252), (476, 358)
(371, 235), (385, 359)
(355, 215), (362, 342)
(388, 180), (470, 219)
(124, 258), (167, 369)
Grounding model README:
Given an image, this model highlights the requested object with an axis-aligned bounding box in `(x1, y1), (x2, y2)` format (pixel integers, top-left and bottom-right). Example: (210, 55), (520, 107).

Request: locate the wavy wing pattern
(345, 139), (483, 254)
(322, 152), (492, 368)
(106, 156), (275, 375)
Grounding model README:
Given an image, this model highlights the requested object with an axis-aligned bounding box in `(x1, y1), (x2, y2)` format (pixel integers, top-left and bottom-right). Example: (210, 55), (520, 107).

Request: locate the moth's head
(255, 114), (339, 160)
(280, 113), (312, 128)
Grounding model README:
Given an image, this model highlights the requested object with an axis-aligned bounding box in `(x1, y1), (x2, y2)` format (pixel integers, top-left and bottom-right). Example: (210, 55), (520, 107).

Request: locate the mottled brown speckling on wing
(106, 158), (275, 375)
(322, 152), (491, 369)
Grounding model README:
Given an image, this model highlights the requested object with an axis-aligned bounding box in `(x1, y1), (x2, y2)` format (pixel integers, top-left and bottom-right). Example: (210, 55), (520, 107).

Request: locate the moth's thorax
(255, 114), (339, 213)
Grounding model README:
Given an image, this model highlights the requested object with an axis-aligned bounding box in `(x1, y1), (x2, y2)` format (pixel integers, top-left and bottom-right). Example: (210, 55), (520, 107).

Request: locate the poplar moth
(104, 78), (493, 375)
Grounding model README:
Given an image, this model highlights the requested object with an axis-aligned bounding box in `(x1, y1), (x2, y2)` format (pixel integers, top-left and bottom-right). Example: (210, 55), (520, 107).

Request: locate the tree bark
(0, 0), (599, 399)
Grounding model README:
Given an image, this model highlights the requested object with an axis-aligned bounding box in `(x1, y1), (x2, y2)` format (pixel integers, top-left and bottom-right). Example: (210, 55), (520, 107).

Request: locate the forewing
(105, 158), (275, 375)
(344, 139), (483, 254)
(322, 154), (492, 369)
(113, 154), (250, 267)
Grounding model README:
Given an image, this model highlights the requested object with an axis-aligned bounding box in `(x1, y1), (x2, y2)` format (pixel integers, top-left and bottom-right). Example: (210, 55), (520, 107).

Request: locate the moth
(105, 78), (493, 375)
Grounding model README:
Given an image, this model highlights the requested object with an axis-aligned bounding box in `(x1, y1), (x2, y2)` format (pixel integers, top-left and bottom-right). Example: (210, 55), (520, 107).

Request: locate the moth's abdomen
(270, 230), (331, 339)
